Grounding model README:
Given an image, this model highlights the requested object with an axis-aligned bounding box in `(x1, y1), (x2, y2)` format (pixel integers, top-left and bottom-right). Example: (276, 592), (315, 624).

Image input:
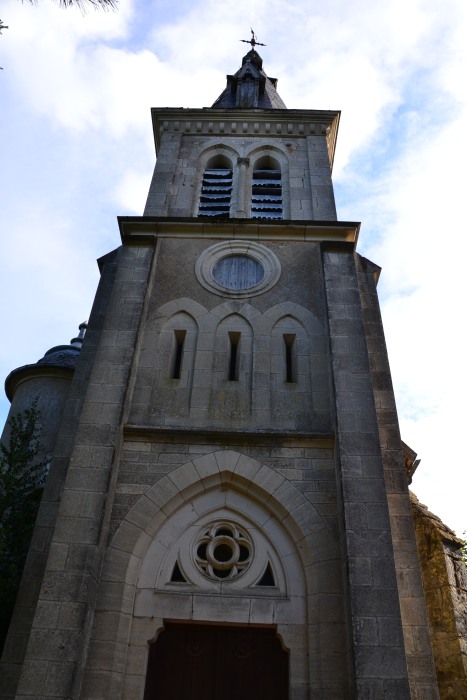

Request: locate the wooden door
(144, 623), (289, 700)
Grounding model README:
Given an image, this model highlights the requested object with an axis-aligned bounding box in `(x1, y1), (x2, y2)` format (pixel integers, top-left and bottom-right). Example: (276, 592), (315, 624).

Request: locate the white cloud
(113, 166), (152, 213)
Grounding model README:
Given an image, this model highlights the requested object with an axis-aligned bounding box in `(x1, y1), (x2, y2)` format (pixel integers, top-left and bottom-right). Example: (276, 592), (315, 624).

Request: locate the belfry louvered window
(198, 168), (233, 218)
(251, 164), (283, 219)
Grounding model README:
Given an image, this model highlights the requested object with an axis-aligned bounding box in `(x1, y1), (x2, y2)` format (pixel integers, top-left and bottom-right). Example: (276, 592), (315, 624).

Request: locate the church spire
(211, 36), (286, 109)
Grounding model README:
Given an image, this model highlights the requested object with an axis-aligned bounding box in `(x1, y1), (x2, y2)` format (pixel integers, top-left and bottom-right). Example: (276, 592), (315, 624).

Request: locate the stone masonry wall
(322, 244), (414, 698)
(129, 238), (333, 435)
(356, 253), (440, 699)
(4, 244), (155, 700)
(143, 118), (337, 221)
(412, 493), (467, 699)
(80, 435), (353, 700)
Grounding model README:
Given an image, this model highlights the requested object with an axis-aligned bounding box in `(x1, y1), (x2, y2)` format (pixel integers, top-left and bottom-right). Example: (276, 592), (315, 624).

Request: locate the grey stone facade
(0, 51), (443, 699)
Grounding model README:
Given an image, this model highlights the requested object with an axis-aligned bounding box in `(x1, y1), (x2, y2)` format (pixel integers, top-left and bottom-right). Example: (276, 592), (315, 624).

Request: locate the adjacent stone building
(1, 45), (465, 699)
(411, 494), (467, 698)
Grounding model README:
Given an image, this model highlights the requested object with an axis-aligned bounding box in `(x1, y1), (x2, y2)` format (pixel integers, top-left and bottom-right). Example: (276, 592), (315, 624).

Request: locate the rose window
(194, 522), (253, 581)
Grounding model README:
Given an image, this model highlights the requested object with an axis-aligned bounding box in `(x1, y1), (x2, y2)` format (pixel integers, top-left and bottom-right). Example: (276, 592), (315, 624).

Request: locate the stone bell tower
(1, 42), (440, 699)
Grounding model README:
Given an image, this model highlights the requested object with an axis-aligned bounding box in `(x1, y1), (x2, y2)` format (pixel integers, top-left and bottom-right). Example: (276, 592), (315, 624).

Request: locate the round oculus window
(195, 241), (281, 297)
(212, 255), (264, 291)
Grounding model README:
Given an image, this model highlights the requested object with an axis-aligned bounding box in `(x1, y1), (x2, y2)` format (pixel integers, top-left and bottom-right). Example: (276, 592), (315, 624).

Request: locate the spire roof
(212, 49), (286, 110)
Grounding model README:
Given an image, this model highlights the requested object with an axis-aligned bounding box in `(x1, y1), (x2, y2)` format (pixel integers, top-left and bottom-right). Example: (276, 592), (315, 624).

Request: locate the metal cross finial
(240, 28), (266, 49)
(0, 19), (8, 69)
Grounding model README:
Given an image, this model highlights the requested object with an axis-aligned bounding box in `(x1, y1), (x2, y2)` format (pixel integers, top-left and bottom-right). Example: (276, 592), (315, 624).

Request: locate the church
(1, 37), (466, 699)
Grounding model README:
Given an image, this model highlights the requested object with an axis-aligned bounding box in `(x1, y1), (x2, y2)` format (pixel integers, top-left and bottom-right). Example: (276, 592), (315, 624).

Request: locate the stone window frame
(193, 145), (239, 218)
(155, 509), (286, 593)
(246, 145), (290, 219)
(156, 311), (198, 387)
(195, 240), (281, 298)
(198, 157), (234, 219)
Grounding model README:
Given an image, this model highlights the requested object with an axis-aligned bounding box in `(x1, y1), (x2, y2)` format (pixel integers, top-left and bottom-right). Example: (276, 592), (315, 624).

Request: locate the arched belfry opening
(251, 155), (283, 219)
(198, 154), (233, 218)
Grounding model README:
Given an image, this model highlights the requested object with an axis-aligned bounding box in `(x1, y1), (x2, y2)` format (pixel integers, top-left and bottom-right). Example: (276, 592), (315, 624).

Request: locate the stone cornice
(5, 365), (75, 402)
(118, 216), (360, 247)
(123, 424), (335, 444)
(151, 107), (341, 170)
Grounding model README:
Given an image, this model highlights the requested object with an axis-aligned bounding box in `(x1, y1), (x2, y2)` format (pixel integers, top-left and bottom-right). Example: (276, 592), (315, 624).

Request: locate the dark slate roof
(37, 345), (81, 370)
(212, 50), (286, 109)
(4, 324), (87, 401)
(36, 323), (86, 370)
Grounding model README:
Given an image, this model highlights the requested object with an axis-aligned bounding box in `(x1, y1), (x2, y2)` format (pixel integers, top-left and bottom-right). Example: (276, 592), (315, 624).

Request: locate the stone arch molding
(105, 451), (328, 648)
(246, 142), (290, 165)
(192, 142), (240, 216)
(246, 143), (290, 218)
(109, 450), (326, 592)
(94, 451), (336, 698)
(196, 142), (240, 166)
(192, 140), (291, 218)
(154, 297), (324, 339)
(138, 492), (291, 599)
(134, 296), (330, 431)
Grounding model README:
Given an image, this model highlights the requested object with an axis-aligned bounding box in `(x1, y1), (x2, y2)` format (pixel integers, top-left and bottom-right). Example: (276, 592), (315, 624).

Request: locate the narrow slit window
(198, 168), (232, 218)
(228, 332), (241, 381)
(284, 334), (296, 383)
(172, 330), (186, 379)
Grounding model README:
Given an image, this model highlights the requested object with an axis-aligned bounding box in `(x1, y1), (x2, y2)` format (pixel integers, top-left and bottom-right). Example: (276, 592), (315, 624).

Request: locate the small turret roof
(36, 322), (87, 370)
(36, 346), (80, 370)
(4, 323), (87, 402)
(212, 49), (286, 110)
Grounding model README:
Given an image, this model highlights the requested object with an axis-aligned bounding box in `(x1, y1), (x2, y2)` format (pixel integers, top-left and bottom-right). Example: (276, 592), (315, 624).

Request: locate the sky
(1, 0), (466, 535)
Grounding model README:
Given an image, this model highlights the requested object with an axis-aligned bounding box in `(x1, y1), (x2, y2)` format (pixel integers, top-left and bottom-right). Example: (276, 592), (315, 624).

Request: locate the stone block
(34, 601), (61, 630)
(355, 644), (408, 679)
(356, 678), (411, 698)
(353, 617), (379, 646)
(53, 516), (100, 546)
(342, 478), (387, 504)
(43, 661), (75, 696)
(47, 543), (69, 572)
(377, 616), (405, 647)
(79, 669), (113, 700)
(348, 556), (373, 586)
(16, 659), (48, 695)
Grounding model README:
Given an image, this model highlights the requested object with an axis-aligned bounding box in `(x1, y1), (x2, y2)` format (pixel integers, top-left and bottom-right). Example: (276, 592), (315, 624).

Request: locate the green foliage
(0, 399), (47, 654)
(461, 532), (467, 566)
(25, 0), (117, 9)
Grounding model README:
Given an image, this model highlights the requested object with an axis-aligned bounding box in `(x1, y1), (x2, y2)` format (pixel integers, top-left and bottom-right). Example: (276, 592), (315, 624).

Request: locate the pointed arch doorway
(144, 623), (289, 700)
